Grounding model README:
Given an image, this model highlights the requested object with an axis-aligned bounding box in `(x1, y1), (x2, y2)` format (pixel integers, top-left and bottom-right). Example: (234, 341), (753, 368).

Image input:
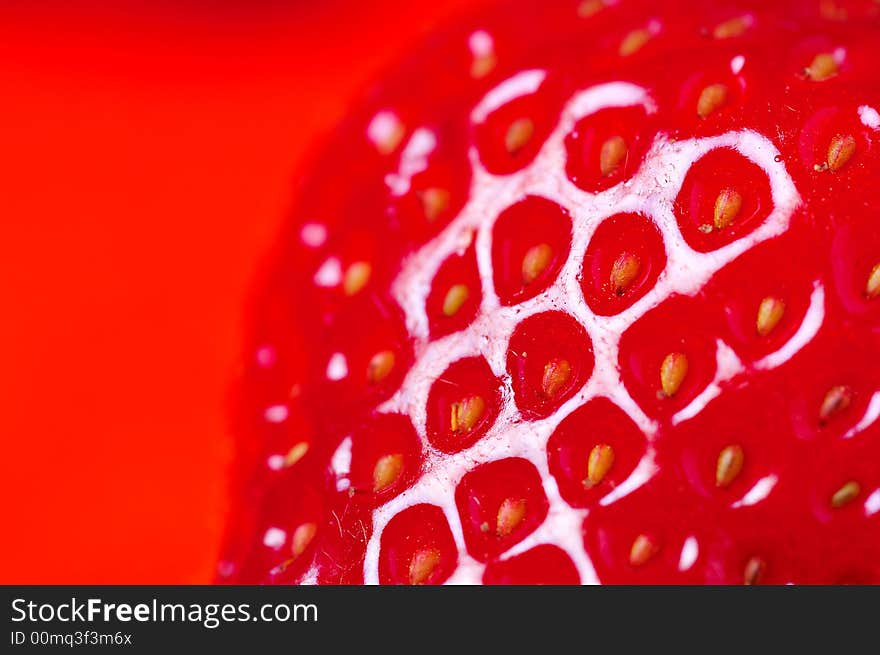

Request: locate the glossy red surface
(225, 0), (880, 585)
(0, 0), (478, 584)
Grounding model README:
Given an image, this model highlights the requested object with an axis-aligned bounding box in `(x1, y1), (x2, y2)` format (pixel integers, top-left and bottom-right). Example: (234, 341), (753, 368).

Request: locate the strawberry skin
(220, 0), (880, 585)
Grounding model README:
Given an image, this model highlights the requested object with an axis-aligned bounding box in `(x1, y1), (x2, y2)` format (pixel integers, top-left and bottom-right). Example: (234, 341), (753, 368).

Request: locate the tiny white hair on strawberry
(362, 73), (805, 585)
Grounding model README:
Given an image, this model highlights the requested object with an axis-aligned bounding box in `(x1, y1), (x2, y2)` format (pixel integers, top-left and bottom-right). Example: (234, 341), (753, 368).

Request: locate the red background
(0, 0), (480, 583)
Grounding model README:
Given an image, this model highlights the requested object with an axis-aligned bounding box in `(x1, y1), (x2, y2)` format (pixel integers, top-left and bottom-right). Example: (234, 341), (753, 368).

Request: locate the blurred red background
(0, 0), (480, 583)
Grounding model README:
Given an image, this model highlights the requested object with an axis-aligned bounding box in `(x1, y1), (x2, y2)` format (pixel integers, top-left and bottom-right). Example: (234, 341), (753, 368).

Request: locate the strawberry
(219, 0), (880, 585)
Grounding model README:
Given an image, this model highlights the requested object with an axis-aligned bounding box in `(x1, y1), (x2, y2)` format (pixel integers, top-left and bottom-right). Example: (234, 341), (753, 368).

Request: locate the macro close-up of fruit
(217, 0), (880, 585)
(2, 0), (879, 593)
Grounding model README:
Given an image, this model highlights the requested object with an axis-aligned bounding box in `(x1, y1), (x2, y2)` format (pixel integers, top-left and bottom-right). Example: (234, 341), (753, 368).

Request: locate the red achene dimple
(565, 105), (653, 192)
(378, 504), (458, 585)
(483, 545), (580, 584)
(547, 397), (647, 508)
(507, 311), (595, 419)
(455, 458), (549, 562)
(426, 242), (482, 338)
(581, 212), (667, 316)
(474, 77), (564, 175)
(347, 413), (423, 505)
(491, 196), (572, 305)
(225, 0), (880, 587)
(619, 294), (720, 418)
(425, 356), (503, 453)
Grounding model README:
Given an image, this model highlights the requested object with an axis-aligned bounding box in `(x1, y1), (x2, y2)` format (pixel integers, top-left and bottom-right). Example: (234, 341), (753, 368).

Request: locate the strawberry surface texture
(220, 0), (880, 585)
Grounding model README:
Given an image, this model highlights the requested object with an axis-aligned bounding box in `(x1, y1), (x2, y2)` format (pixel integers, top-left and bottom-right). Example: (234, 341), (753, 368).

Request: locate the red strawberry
(219, 0), (880, 585)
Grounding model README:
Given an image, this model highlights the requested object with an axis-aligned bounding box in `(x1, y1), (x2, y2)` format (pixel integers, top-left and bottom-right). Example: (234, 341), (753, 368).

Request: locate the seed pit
(426, 356), (502, 453)
(455, 458), (549, 562)
(581, 213), (667, 316)
(378, 504), (457, 585)
(492, 196), (572, 306)
(565, 105), (651, 192)
(349, 413), (421, 503)
(425, 244), (481, 339)
(547, 398), (646, 508)
(507, 311), (594, 419)
(673, 147), (773, 253)
(619, 295), (718, 416)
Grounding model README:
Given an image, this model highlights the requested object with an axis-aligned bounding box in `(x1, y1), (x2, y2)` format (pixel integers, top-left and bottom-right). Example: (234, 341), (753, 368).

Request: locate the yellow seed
(284, 442), (310, 467)
(542, 358), (573, 398)
(522, 243), (553, 285)
(866, 262), (880, 299)
(367, 350), (395, 384)
(343, 261), (371, 296)
(505, 118), (535, 155)
(471, 52), (496, 78)
(421, 187), (451, 222)
(619, 28), (651, 56)
(442, 284), (470, 317)
(806, 52), (839, 81)
(827, 134), (856, 172)
(831, 481), (861, 508)
(819, 385), (852, 424)
(744, 556), (766, 585)
(660, 352), (689, 397)
(609, 252), (641, 296)
(409, 548), (441, 585)
(716, 444), (745, 488)
(291, 522), (317, 558)
(756, 296), (786, 337)
(629, 534), (658, 567)
(373, 453), (404, 493)
(714, 187), (743, 230)
(697, 83), (729, 118)
(496, 498), (527, 537)
(577, 0), (605, 18)
(450, 395), (486, 434)
(585, 444), (615, 488)
(599, 135), (628, 176)
(713, 15), (751, 39)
